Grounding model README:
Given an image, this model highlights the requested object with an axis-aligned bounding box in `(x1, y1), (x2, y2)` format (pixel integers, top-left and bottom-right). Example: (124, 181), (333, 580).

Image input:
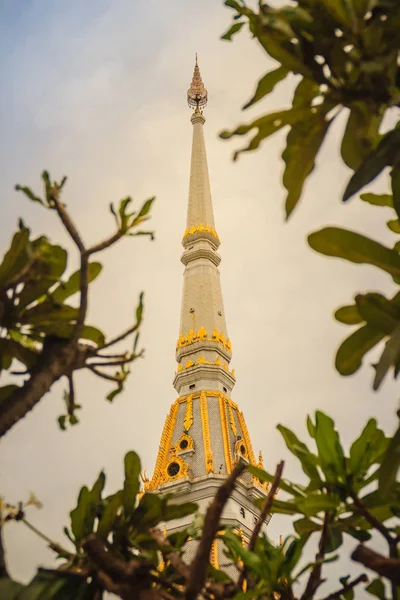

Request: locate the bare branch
(318, 574), (368, 600)
(301, 512), (329, 600)
(101, 323), (141, 351)
(67, 374), (75, 415)
(352, 545), (400, 586)
(22, 518), (73, 558)
(88, 366), (122, 382)
(0, 341), (93, 438)
(0, 501), (9, 578)
(185, 462), (246, 600)
(238, 460), (284, 590)
(87, 231), (124, 255)
(349, 490), (395, 545)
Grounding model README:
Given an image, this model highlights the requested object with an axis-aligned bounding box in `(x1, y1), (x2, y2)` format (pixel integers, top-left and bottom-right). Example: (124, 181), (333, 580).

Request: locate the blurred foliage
(220, 0), (400, 396)
(0, 172), (154, 435)
(2, 413), (399, 598)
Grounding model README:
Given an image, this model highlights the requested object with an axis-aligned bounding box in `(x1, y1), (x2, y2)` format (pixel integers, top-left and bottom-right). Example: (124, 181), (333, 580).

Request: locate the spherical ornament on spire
(187, 54), (208, 112)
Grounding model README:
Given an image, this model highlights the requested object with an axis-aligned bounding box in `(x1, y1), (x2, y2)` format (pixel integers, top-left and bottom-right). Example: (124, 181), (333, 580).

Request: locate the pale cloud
(0, 0), (397, 593)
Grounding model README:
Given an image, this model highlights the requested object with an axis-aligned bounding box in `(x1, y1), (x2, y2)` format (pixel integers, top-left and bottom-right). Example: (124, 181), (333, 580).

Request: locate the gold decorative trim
(177, 433), (194, 452)
(237, 411), (257, 465)
(176, 354), (235, 377)
(145, 401), (179, 491)
(183, 395), (193, 431)
(228, 403), (238, 437)
(218, 393), (232, 474)
(163, 448), (189, 484)
(177, 327), (232, 352)
(235, 439), (248, 458)
(183, 224), (220, 242)
(210, 539), (219, 569)
(146, 391), (259, 491)
(200, 391), (214, 474)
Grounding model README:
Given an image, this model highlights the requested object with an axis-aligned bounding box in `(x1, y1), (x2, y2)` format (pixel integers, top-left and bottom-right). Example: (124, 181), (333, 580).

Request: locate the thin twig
(22, 518), (73, 558)
(300, 512), (329, 600)
(100, 323), (141, 351)
(238, 460), (284, 591)
(88, 366), (122, 382)
(87, 231), (124, 255)
(185, 462), (246, 600)
(318, 574), (368, 600)
(49, 189), (88, 339)
(88, 357), (135, 368)
(67, 374), (75, 415)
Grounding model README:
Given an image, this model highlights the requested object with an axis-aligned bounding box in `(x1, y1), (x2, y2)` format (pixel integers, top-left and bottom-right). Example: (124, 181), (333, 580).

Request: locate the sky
(0, 0), (399, 596)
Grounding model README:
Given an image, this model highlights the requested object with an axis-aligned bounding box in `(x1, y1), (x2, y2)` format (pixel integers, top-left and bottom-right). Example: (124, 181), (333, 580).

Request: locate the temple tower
(144, 58), (269, 566)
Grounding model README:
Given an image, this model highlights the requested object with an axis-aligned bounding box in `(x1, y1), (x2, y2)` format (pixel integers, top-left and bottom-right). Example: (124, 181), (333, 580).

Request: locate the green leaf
(15, 184), (44, 206)
(355, 293), (400, 335)
(163, 501), (198, 521)
(70, 486), (91, 544)
(97, 491), (122, 539)
(349, 419), (383, 478)
(373, 323), (400, 389)
(38, 323), (105, 346)
(52, 263), (102, 304)
(122, 451), (141, 516)
(221, 21), (245, 40)
(283, 108), (332, 218)
(341, 103), (381, 170)
(379, 422), (400, 495)
(58, 415), (67, 431)
(336, 323), (385, 375)
(0, 228), (31, 288)
(347, 528), (372, 542)
(15, 568), (96, 599)
(391, 164), (400, 220)
(360, 193), (393, 207)
(387, 218), (400, 233)
(315, 411), (346, 483)
(334, 304), (363, 325)
(21, 303), (79, 325)
(307, 415), (316, 438)
(0, 577), (25, 599)
(219, 107), (312, 161)
(277, 424), (321, 485)
(293, 517), (320, 535)
(296, 493), (340, 517)
(18, 241), (67, 308)
(325, 525), (343, 552)
(308, 227), (400, 280)
(343, 128), (400, 201)
(321, 0), (355, 28)
(247, 465), (306, 496)
(243, 66), (289, 110)
(366, 578), (387, 600)
(131, 197), (156, 227)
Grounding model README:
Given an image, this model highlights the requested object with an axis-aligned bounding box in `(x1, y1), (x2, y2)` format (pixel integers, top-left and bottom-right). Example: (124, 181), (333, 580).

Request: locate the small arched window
(240, 507), (245, 519)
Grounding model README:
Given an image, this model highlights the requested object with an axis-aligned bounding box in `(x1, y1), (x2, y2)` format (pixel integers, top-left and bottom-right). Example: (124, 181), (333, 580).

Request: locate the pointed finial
(187, 54), (208, 113)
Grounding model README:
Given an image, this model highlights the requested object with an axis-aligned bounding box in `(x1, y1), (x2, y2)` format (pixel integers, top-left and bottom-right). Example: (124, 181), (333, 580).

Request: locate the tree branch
(100, 322), (141, 351)
(238, 460), (284, 590)
(301, 512), (329, 600)
(0, 502), (9, 579)
(22, 519), (73, 558)
(351, 545), (400, 585)
(349, 491), (394, 545)
(185, 462), (246, 600)
(87, 231), (124, 255)
(0, 341), (93, 438)
(318, 574), (368, 600)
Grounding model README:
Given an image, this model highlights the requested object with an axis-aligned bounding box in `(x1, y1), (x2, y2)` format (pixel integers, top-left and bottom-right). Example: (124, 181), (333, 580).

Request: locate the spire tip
(187, 54), (207, 113)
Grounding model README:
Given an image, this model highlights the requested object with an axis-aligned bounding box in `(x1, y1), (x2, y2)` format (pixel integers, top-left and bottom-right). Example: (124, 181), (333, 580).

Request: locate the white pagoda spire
(144, 61), (269, 554)
(175, 59), (234, 397)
